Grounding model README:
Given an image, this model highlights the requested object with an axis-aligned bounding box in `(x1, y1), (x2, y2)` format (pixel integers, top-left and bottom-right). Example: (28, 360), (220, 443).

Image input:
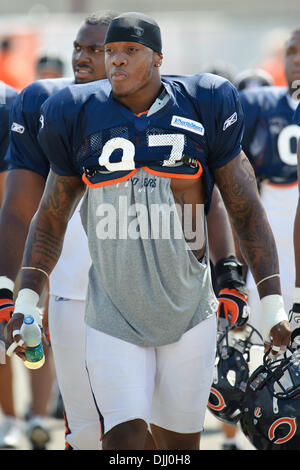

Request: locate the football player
(0, 11), (250, 451)
(6, 12), (290, 450)
(291, 92), (300, 348)
(239, 27), (300, 344)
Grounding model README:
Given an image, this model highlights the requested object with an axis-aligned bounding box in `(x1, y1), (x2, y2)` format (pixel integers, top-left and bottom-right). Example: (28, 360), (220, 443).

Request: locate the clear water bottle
(20, 314), (45, 369)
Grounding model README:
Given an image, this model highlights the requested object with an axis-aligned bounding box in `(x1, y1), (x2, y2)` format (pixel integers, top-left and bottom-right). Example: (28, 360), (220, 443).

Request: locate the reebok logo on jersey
(39, 115), (44, 129)
(171, 116), (205, 136)
(11, 122), (25, 134)
(223, 112), (237, 131)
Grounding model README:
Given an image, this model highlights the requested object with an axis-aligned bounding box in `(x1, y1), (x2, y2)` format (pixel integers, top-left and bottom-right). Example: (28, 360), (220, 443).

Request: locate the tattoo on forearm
(20, 172), (83, 293)
(33, 228), (62, 263)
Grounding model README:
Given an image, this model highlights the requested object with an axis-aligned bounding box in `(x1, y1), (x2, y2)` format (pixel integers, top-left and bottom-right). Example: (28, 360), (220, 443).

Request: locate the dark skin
(7, 41), (290, 450)
(72, 21), (108, 84)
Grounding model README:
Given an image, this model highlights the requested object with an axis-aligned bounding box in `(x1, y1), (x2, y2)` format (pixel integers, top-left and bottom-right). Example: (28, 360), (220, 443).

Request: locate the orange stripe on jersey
(82, 161), (203, 188)
(135, 110), (149, 117)
(143, 161), (203, 180)
(266, 180), (298, 188)
(82, 169), (139, 188)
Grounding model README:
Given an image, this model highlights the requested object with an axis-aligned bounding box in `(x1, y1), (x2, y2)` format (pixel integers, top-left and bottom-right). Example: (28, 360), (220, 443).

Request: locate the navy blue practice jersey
(240, 86), (299, 185)
(0, 82), (18, 172)
(5, 77), (73, 179)
(38, 73), (244, 211)
(294, 102), (300, 125)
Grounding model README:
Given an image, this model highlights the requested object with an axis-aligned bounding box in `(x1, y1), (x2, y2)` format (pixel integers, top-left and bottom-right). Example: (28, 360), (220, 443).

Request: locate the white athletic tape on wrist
(6, 341), (17, 357)
(0, 276), (14, 293)
(293, 287), (300, 304)
(260, 295), (288, 341)
(13, 289), (41, 326)
(12, 329), (20, 338)
(6, 339), (25, 357)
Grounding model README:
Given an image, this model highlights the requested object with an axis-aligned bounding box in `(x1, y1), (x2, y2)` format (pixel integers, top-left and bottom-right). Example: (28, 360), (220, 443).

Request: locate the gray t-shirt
(80, 168), (218, 347)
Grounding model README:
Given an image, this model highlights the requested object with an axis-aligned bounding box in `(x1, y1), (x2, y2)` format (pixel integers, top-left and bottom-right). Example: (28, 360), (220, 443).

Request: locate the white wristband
(260, 295), (288, 341)
(293, 287), (300, 304)
(0, 276), (14, 293)
(14, 288), (41, 326)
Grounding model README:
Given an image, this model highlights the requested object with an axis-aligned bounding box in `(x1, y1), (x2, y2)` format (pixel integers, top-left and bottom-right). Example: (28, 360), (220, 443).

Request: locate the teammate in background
(0, 81), (17, 204)
(202, 60), (236, 83)
(6, 12), (290, 450)
(0, 50), (66, 452)
(234, 68), (274, 91)
(239, 27), (300, 339)
(290, 100), (300, 347)
(0, 81), (19, 449)
(35, 55), (65, 80)
(0, 11), (118, 450)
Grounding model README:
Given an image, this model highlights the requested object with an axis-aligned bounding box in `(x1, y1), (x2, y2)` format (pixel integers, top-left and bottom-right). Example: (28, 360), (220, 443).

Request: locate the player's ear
(153, 52), (163, 68)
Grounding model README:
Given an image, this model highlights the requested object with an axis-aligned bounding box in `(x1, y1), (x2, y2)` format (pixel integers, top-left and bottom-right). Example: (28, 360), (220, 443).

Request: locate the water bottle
(20, 314), (45, 369)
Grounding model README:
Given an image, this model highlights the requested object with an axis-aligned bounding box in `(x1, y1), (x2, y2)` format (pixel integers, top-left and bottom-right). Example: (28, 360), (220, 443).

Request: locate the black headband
(104, 13), (162, 54)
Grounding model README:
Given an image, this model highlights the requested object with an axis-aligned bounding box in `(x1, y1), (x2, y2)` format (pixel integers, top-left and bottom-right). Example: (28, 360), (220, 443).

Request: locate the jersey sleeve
(38, 92), (79, 177)
(208, 80), (244, 169)
(0, 83), (18, 172)
(5, 89), (50, 179)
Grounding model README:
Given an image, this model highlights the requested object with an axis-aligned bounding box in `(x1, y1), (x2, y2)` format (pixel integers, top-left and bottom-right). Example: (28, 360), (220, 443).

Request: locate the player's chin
(74, 71), (95, 84)
(111, 84), (130, 98)
(75, 76), (92, 84)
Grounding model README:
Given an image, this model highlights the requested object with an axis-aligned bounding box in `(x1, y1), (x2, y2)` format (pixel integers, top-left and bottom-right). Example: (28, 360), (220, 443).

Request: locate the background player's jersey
(0, 82), (18, 172)
(39, 73), (244, 212)
(6, 77), (73, 178)
(294, 102), (300, 125)
(240, 86), (299, 185)
(6, 77), (91, 301)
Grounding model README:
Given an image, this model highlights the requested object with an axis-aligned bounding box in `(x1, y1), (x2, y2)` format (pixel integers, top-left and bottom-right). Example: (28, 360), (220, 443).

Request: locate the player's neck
(114, 77), (163, 115)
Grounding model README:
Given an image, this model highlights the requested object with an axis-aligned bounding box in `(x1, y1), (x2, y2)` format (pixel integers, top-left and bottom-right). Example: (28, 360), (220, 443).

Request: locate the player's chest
(74, 107), (209, 174)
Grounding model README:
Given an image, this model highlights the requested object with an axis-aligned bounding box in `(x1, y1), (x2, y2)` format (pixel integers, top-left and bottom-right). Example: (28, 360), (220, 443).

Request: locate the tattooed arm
(6, 171), (85, 357)
(214, 151), (291, 349)
(214, 151), (279, 298)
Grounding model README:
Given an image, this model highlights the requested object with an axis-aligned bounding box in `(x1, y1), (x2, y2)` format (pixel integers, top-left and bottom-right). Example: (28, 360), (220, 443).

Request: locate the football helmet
(207, 323), (263, 424)
(240, 348), (300, 450)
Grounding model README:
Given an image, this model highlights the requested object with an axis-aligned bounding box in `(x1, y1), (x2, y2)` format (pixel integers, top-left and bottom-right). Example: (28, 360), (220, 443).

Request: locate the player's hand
(5, 312), (26, 361)
(288, 303), (300, 350)
(217, 287), (249, 330)
(264, 320), (291, 357)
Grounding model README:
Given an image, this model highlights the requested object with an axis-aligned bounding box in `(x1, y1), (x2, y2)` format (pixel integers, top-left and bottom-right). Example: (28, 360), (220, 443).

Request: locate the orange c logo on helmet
(208, 387), (226, 411)
(268, 417), (297, 444)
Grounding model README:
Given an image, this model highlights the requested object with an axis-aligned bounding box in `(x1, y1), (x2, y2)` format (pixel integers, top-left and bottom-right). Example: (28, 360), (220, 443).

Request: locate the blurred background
(0, 0), (299, 90)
